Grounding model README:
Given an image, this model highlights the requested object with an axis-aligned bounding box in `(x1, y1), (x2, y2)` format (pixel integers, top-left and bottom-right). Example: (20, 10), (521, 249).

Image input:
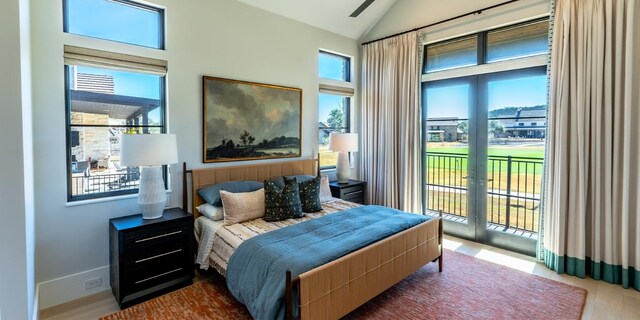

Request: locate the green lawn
(427, 145), (545, 159)
(426, 142), (544, 228)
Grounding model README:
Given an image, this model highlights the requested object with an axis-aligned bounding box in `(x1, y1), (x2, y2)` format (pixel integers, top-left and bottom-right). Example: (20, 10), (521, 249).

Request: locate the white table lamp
(120, 134), (178, 219)
(328, 133), (358, 184)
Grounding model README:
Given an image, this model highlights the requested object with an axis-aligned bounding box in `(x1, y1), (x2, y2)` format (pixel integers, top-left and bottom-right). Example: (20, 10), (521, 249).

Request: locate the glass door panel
(479, 67), (547, 254)
(423, 77), (477, 239)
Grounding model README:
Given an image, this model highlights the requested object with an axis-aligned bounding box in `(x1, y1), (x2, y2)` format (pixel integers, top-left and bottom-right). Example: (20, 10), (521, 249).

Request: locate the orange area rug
(101, 250), (586, 320)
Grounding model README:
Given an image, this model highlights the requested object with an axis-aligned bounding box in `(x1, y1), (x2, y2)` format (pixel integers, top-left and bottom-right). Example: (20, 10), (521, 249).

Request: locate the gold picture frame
(202, 76), (302, 163)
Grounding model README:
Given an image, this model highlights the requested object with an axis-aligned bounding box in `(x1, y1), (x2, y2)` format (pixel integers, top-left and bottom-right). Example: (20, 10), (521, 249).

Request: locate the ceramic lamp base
(336, 151), (350, 183)
(138, 166), (166, 219)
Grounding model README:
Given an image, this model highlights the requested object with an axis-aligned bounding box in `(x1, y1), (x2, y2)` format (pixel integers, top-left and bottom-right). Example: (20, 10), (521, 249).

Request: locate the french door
(423, 66), (547, 256)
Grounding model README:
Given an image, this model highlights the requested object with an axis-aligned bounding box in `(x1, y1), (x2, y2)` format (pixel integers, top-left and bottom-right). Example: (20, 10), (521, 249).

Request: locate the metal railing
(71, 172), (140, 196)
(426, 152), (543, 234)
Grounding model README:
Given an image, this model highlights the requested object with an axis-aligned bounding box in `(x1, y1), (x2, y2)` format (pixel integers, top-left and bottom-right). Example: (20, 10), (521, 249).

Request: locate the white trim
(420, 13), (550, 46)
(65, 189), (172, 207)
(32, 284), (39, 320)
(319, 83), (355, 96)
(37, 266), (110, 309)
(318, 77), (355, 90)
(422, 55), (548, 82)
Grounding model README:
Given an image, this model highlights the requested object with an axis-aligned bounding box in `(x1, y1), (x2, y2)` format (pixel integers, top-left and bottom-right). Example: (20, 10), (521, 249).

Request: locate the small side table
(329, 179), (366, 204)
(109, 208), (194, 309)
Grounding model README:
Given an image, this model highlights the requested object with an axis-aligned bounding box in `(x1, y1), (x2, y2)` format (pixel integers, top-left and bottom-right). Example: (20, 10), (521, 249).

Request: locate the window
(64, 0), (165, 49)
(424, 36), (478, 73)
(319, 51), (351, 81)
(66, 65), (166, 201)
(63, 1), (167, 202)
(422, 18), (550, 252)
(424, 18), (549, 74)
(318, 94), (350, 168)
(318, 50), (353, 169)
(487, 20), (549, 63)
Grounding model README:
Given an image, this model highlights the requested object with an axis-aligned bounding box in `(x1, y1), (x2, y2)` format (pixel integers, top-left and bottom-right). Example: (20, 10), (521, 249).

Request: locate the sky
(67, 0), (160, 49)
(70, 1), (546, 127)
(76, 66), (160, 99)
(426, 74), (547, 120)
(69, 0), (161, 99)
(318, 54), (349, 124)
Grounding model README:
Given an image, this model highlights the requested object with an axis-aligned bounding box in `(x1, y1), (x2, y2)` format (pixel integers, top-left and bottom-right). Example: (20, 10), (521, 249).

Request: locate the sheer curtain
(544, 0), (640, 290)
(360, 32), (421, 212)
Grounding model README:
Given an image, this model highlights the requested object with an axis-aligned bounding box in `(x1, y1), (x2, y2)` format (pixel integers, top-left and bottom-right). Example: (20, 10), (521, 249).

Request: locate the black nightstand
(109, 208), (194, 309)
(329, 179), (366, 204)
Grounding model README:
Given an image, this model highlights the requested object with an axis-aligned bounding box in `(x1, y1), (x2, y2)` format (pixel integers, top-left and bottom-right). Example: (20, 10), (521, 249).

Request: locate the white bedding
(194, 198), (361, 276)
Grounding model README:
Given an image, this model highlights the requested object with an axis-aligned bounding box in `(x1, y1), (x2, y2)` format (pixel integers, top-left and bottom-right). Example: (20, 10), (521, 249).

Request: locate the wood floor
(40, 235), (640, 320)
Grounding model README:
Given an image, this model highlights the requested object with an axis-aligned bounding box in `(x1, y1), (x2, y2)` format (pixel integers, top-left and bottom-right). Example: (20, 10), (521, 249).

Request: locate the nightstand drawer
(130, 247), (187, 269)
(125, 226), (190, 263)
(128, 253), (190, 292)
(341, 188), (364, 198)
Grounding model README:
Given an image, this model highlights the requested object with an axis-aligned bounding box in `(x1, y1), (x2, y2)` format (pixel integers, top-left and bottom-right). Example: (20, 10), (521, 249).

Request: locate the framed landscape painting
(202, 76), (302, 163)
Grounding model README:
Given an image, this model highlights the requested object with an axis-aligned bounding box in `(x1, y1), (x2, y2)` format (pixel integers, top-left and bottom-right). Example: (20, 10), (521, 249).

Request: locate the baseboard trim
(38, 265), (111, 310)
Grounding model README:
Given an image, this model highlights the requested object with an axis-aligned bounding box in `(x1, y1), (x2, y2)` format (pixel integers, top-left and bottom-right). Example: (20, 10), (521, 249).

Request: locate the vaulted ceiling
(234, 0), (398, 40)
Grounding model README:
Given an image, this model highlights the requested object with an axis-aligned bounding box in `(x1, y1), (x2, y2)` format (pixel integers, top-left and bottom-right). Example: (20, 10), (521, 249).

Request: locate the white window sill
(65, 189), (173, 207)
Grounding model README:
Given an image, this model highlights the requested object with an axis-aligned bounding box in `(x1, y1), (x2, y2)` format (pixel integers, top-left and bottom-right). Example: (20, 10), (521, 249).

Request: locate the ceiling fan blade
(349, 0), (376, 17)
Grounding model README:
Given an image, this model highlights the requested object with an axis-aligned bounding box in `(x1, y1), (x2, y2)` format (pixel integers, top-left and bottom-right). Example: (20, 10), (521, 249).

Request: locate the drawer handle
(135, 249), (183, 264)
(135, 230), (182, 243)
(135, 268), (183, 284)
(344, 190), (363, 196)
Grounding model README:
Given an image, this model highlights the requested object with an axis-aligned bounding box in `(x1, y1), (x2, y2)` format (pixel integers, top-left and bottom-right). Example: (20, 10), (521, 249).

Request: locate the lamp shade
(328, 133), (358, 152)
(120, 133), (178, 166)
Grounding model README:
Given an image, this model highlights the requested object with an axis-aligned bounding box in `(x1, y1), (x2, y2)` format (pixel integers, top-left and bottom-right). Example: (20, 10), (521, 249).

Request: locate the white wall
(31, 0), (359, 308)
(0, 0), (35, 318)
(361, 0), (550, 43)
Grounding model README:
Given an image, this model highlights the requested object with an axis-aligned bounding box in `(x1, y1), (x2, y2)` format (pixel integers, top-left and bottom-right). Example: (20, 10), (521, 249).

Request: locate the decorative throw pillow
(319, 175), (334, 203)
(298, 175), (323, 212)
(267, 175), (316, 189)
(220, 189), (266, 225)
(196, 203), (223, 221)
(197, 180), (264, 206)
(263, 177), (303, 221)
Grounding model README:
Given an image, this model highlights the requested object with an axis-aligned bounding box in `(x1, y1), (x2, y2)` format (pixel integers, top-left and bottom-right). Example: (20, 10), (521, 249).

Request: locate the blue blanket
(226, 205), (430, 320)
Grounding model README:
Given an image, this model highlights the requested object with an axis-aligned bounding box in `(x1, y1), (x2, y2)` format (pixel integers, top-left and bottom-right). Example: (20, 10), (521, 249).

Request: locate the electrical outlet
(84, 276), (102, 290)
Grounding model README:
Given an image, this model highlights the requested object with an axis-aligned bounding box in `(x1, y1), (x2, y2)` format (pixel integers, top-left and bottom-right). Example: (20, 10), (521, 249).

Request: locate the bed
(183, 159), (442, 320)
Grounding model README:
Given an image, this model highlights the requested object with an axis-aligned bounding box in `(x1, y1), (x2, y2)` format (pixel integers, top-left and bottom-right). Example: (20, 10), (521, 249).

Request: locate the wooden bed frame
(182, 159), (443, 320)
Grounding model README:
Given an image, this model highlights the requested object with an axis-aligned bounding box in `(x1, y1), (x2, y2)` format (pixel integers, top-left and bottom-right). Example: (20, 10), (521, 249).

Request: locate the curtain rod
(360, 0), (521, 46)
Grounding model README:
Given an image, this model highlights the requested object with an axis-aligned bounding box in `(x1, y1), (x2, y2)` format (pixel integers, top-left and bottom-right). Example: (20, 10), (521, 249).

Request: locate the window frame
(423, 17), (549, 74)
(64, 65), (168, 202)
(318, 95), (351, 170)
(317, 49), (353, 170)
(63, 0), (166, 50)
(318, 50), (351, 82)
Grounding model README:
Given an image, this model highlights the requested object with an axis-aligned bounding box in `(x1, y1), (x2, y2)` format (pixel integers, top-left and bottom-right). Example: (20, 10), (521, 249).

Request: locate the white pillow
(319, 175), (334, 203)
(196, 203), (223, 221)
(220, 188), (266, 225)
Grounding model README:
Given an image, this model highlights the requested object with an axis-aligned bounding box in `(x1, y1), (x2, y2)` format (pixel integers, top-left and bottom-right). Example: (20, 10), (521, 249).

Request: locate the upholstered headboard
(183, 159), (318, 218)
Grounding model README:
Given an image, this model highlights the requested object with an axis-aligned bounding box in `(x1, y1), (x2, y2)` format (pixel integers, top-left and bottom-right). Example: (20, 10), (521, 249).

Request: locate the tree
(457, 121), (468, 135)
(239, 130), (250, 146)
(327, 107), (344, 129)
(489, 120), (504, 136)
(248, 135), (255, 145)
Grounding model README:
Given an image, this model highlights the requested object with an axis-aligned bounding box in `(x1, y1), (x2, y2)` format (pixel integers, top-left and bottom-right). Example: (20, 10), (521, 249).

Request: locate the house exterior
(500, 107), (546, 139)
(426, 118), (463, 142)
